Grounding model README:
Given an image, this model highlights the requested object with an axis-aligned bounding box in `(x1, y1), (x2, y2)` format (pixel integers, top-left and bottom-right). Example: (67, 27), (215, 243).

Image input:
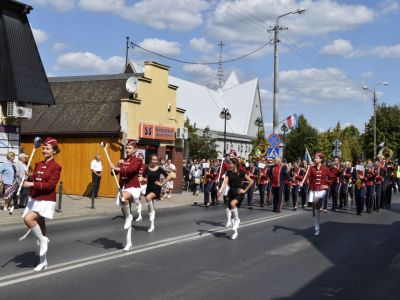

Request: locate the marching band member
(210, 160), (220, 206)
(257, 161), (269, 207)
(374, 158), (383, 211)
(136, 152), (147, 222)
(300, 160), (309, 209)
(289, 161), (304, 210)
(339, 162), (352, 209)
(354, 166), (367, 215)
(21, 137), (62, 271)
(142, 154), (172, 232)
(110, 139), (142, 251)
(245, 161), (258, 209)
(301, 152), (334, 236)
(268, 156), (289, 213)
(364, 160), (376, 213)
(331, 157), (341, 211)
(378, 155), (388, 208)
(203, 163), (214, 207)
(219, 158), (253, 240)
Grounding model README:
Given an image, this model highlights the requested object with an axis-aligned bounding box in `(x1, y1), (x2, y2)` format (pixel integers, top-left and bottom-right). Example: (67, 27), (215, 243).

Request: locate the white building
(169, 71), (264, 159)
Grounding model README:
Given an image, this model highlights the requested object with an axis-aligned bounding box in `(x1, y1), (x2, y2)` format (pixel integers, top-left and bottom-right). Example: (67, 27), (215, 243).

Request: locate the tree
(362, 104), (400, 159)
(250, 128), (268, 156)
(185, 118), (218, 160)
(283, 115), (319, 162)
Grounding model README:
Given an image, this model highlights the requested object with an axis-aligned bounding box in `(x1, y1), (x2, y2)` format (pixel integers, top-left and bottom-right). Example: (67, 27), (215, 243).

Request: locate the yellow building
(21, 61), (186, 197)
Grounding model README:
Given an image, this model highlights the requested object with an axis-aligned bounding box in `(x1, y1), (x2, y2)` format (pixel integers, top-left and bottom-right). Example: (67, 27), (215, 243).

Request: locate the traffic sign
(333, 139), (342, 147)
(267, 147), (281, 159)
(268, 134), (281, 147)
(332, 150), (342, 157)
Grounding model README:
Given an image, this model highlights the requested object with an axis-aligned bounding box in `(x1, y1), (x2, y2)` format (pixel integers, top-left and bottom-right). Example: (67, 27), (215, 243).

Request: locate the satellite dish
(126, 77), (138, 93)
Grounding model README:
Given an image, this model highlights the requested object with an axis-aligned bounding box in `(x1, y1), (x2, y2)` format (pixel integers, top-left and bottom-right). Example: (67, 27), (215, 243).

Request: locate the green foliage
(185, 118), (218, 160)
(250, 128), (268, 156)
(362, 104), (400, 159)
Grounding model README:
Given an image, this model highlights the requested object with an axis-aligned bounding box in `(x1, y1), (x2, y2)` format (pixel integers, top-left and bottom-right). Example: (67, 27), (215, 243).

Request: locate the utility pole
(269, 23), (287, 134)
(268, 8), (305, 134)
(125, 36), (129, 69)
(217, 41), (225, 88)
(373, 90), (377, 159)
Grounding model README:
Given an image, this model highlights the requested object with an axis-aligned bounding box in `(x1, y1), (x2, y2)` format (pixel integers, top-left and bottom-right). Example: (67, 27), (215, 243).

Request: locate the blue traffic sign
(267, 147), (281, 159)
(268, 134), (281, 147)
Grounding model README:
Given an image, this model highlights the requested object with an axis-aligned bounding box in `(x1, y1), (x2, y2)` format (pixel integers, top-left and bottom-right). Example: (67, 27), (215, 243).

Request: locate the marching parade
(1, 0), (400, 299)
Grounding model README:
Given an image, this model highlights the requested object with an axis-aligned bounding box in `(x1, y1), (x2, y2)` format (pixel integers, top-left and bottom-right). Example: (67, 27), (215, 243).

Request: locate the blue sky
(27, 0), (400, 134)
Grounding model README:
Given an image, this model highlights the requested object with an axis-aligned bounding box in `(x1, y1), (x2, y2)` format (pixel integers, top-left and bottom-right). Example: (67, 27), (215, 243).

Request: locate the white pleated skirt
(22, 197), (56, 219)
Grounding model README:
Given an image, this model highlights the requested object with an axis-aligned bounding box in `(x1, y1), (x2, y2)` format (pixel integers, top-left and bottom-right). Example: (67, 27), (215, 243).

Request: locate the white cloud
(181, 64), (216, 86)
(31, 0), (76, 12)
(263, 67), (366, 106)
(32, 28), (48, 45)
(370, 44), (400, 58)
(54, 52), (125, 74)
(79, 0), (210, 32)
(361, 71), (374, 79)
(51, 42), (68, 52)
(379, 0), (400, 15)
(138, 38), (181, 56)
(320, 39), (354, 57)
(204, 0), (375, 62)
(189, 38), (215, 53)
(206, 0), (375, 42)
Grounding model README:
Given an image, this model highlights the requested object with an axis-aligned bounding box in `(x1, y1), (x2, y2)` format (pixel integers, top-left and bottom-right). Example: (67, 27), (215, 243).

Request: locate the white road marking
(0, 212), (298, 287)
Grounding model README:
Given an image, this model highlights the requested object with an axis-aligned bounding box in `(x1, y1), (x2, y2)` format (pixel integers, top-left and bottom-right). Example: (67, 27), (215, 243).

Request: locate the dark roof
(0, 0), (55, 105)
(20, 75), (135, 135)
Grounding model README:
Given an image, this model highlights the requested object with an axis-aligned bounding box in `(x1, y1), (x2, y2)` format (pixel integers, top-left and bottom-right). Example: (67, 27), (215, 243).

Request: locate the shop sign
(139, 123), (175, 141)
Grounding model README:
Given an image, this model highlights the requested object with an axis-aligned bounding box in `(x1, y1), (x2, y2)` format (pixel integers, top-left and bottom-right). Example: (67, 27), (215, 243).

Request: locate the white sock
(126, 227), (132, 245)
(121, 205), (131, 218)
(31, 224), (45, 242)
(314, 209), (320, 231)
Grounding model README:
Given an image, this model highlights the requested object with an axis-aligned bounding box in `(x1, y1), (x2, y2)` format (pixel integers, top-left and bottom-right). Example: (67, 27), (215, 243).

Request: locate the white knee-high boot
(148, 201), (155, 232)
(34, 254), (47, 272)
(31, 224), (49, 256)
(134, 198), (142, 221)
(314, 208), (321, 235)
(124, 227), (132, 251)
(231, 207), (240, 239)
(225, 208), (232, 227)
(121, 205), (132, 229)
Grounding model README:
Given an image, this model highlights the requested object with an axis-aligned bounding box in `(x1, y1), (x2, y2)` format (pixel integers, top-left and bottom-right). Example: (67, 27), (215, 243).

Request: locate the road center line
(0, 212), (298, 288)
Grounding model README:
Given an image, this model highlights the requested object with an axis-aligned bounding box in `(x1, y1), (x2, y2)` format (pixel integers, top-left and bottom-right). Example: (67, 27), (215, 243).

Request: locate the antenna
(126, 77), (138, 94)
(217, 41), (225, 88)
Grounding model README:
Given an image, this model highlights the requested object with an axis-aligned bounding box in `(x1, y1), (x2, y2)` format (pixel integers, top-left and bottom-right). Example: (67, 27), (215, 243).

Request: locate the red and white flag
(286, 114), (298, 129)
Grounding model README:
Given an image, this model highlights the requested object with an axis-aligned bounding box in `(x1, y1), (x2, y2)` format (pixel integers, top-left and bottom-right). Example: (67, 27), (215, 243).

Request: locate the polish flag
(287, 114), (298, 129)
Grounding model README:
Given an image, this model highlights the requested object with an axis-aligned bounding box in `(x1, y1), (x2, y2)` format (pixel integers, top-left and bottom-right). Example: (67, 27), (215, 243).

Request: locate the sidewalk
(0, 191), (204, 226)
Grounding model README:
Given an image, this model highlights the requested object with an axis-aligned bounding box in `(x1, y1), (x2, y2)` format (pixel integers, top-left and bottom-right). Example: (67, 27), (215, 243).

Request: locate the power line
(129, 40), (272, 65)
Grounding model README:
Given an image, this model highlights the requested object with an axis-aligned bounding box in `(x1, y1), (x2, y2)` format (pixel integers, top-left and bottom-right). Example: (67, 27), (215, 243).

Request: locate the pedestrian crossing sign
(267, 147), (281, 159)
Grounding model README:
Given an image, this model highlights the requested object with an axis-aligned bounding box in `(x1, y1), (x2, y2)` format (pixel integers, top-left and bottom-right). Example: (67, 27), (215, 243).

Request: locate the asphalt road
(1, 195), (400, 300)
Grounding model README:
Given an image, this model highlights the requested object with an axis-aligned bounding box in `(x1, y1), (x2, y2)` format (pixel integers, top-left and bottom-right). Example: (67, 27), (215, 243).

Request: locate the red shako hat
(44, 137), (58, 147)
(126, 139), (137, 147)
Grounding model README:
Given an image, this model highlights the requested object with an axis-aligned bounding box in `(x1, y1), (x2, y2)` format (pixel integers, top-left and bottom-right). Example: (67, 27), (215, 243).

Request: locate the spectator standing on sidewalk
(191, 164), (202, 196)
(90, 154), (102, 198)
(163, 159), (176, 199)
(0, 152), (18, 214)
(15, 153), (29, 208)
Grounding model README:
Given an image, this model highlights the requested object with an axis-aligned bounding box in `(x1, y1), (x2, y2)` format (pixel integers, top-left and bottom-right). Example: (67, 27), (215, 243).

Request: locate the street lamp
(362, 82), (388, 158)
(269, 8), (306, 133)
(254, 116), (263, 138)
(220, 108), (231, 155)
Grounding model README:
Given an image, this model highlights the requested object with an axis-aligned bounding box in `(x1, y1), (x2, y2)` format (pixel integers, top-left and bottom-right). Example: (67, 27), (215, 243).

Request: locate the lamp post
(269, 8), (306, 133)
(220, 108), (231, 155)
(362, 82), (388, 158)
(254, 116), (263, 140)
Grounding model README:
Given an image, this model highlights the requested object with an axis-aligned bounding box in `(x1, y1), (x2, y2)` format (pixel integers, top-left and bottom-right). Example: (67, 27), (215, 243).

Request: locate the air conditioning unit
(6, 102), (32, 119)
(176, 127), (189, 140)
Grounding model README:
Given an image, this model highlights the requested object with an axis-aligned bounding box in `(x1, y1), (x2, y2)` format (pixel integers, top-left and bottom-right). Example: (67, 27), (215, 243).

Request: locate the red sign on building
(139, 123), (175, 141)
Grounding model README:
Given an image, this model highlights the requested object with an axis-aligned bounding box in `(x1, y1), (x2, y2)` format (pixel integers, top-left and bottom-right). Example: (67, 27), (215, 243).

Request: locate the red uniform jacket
(303, 165), (334, 192)
(365, 167), (376, 186)
(119, 155), (142, 188)
(30, 159), (62, 201)
(139, 163), (148, 185)
(331, 166), (341, 184)
(259, 168), (269, 185)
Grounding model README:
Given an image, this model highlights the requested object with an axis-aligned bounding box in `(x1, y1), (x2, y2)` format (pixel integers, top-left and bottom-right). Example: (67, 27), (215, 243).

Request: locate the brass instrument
(377, 147), (393, 160)
(255, 144), (268, 157)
